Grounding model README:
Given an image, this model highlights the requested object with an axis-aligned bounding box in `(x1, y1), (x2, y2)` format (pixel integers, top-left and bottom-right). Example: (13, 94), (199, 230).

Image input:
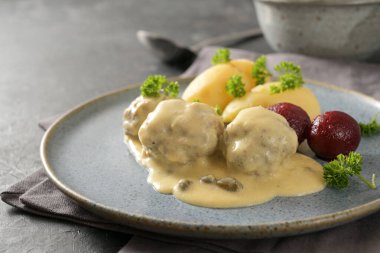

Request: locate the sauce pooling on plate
(123, 98), (325, 208)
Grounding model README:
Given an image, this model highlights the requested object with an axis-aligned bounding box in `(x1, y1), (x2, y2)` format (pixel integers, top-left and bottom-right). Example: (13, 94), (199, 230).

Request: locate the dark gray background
(0, 0), (272, 252)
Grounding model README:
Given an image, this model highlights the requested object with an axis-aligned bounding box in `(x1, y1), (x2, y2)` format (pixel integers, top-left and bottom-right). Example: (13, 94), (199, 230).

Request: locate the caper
(200, 175), (216, 184)
(176, 179), (192, 191)
(216, 177), (243, 192)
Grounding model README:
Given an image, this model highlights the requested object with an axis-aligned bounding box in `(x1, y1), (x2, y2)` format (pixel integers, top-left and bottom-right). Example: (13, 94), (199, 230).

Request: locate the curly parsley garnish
(140, 75), (179, 98)
(359, 114), (380, 137)
(215, 105), (222, 116)
(323, 152), (376, 190)
(212, 48), (230, 65)
(225, 75), (246, 98)
(270, 61), (304, 94)
(252, 55), (271, 85)
(164, 80), (179, 97)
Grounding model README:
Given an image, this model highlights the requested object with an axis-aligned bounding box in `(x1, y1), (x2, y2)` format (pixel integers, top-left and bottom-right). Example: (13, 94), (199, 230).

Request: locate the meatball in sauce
(123, 95), (166, 137)
(138, 99), (224, 164)
(124, 101), (325, 208)
(225, 107), (298, 175)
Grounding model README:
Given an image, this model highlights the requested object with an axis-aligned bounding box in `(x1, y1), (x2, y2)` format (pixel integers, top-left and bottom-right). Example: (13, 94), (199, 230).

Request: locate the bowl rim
(253, 0), (380, 5)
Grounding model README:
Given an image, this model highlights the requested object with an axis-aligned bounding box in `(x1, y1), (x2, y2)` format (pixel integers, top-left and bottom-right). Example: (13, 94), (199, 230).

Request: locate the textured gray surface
(0, 0), (271, 252)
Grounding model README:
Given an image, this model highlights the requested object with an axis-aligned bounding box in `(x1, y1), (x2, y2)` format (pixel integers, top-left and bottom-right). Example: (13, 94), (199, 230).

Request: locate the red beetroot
(307, 111), (361, 161)
(268, 103), (311, 143)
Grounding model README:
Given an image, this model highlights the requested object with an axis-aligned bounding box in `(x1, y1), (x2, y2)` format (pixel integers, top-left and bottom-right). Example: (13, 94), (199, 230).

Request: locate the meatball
(138, 99), (224, 164)
(123, 96), (166, 136)
(224, 106), (298, 175)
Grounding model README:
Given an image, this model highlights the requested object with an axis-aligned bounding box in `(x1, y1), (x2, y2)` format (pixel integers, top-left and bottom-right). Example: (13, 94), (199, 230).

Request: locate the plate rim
(40, 77), (380, 239)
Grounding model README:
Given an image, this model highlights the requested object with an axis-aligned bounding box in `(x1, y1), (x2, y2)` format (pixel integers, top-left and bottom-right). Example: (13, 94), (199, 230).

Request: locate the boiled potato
(229, 59), (256, 85)
(222, 82), (321, 123)
(182, 59), (257, 109)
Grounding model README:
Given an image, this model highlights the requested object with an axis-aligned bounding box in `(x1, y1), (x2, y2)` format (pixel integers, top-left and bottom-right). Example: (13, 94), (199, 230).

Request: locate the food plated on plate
(123, 49), (378, 208)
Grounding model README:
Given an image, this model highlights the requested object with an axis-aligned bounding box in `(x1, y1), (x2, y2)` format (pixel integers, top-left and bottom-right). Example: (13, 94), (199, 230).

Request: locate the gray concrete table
(0, 0), (272, 252)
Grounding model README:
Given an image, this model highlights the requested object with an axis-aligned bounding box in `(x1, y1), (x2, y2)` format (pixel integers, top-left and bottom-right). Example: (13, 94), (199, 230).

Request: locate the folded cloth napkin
(2, 47), (380, 253)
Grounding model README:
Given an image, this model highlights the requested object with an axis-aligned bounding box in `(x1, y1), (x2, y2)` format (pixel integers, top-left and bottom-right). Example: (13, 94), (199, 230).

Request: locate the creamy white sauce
(125, 137), (325, 208)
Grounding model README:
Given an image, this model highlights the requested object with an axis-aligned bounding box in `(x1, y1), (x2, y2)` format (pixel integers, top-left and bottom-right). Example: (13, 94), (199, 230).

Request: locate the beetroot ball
(268, 103), (311, 143)
(307, 111), (361, 161)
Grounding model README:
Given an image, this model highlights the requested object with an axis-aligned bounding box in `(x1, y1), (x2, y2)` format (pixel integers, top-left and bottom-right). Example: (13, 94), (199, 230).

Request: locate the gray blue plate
(41, 78), (380, 239)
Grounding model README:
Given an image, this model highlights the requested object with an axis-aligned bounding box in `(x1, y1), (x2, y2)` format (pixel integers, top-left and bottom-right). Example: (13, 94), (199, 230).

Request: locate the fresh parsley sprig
(215, 105), (222, 116)
(359, 114), (380, 136)
(140, 75), (179, 98)
(323, 152), (376, 190)
(270, 61), (304, 94)
(252, 55), (271, 85)
(164, 80), (179, 97)
(225, 75), (246, 98)
(212, 48), (230, 65)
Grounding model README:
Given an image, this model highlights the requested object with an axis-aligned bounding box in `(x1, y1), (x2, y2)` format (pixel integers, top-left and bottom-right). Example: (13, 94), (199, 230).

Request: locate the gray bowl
(253, 0), (380, 60)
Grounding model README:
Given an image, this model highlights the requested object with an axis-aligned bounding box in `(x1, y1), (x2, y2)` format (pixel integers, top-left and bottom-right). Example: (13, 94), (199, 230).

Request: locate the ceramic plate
(41, 78), (380, 239)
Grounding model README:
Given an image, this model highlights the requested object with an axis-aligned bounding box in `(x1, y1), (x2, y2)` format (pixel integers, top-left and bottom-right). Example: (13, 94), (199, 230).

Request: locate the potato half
(222, 82), (321, 123)
(182, 59), (256, 109)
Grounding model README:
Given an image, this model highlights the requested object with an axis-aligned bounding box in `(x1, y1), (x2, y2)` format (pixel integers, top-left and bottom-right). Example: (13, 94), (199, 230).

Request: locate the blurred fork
(137, 28), (262, 68)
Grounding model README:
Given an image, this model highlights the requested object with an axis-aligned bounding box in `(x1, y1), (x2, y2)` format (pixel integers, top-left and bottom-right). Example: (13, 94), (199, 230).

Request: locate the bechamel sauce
(125, 137), (325, 208)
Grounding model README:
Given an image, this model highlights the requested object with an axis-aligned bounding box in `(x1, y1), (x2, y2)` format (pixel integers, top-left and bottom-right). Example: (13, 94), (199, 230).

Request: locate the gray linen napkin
(2, 47), (380, 253)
